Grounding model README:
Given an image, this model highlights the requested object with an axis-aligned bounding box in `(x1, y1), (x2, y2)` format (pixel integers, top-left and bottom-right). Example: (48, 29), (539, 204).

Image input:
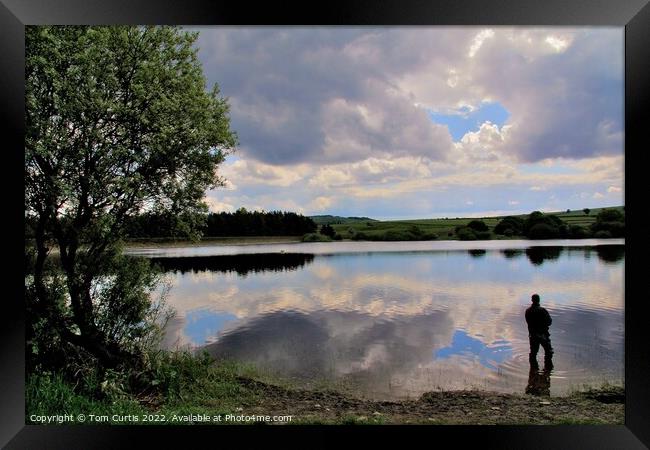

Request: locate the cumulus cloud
(195, 28), (459, 165)
(195, 27), (622, 166)
(204, 197), (235, 213)
(471, 29), (623, 162)
(310, 196), (334, 212)
(453, 121), (512, 164)
(191, 27), (623, 218)
(221, 159), (308, 187)
(468, 28), (495, 58)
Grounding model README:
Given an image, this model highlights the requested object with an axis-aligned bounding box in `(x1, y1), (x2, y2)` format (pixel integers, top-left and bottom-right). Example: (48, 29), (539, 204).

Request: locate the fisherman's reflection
(525, 359), (553, 396)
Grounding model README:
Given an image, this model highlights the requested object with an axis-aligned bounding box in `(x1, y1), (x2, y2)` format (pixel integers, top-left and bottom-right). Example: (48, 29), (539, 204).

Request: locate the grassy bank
(27, 352), (624, 426)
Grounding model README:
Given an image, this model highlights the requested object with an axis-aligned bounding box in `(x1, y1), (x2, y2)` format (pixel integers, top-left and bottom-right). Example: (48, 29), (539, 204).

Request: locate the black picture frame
(3, 0), (648, 448)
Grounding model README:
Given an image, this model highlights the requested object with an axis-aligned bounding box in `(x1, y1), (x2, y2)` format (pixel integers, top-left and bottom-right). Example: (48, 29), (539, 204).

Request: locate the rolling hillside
(329, 206), (624, 240)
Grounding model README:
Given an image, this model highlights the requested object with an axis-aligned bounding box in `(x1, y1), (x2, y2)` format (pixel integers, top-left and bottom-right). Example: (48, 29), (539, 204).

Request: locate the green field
(330, 206), (624, 240)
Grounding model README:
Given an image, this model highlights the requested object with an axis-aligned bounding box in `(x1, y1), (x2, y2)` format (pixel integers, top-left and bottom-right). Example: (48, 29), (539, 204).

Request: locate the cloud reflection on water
(153, 243), (623, 398)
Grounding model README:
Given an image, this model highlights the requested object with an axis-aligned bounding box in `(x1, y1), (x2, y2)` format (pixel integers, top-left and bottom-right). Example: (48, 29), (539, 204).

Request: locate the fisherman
(525, 293), (554, 367)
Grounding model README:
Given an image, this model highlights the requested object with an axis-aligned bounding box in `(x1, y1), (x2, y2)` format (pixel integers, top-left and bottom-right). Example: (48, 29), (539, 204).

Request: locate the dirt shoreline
(230, 376), (624, 425)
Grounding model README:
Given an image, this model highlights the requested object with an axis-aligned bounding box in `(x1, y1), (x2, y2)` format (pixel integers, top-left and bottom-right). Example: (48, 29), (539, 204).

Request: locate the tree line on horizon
(25, 207), (625, 242)
(25, 208), (318, 241)
(123, 208), (318, 238)
(454, 208), (625, 240)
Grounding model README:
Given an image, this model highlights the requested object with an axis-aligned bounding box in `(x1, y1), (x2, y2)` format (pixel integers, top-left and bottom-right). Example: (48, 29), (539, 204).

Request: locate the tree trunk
(32, 215), (139, 370)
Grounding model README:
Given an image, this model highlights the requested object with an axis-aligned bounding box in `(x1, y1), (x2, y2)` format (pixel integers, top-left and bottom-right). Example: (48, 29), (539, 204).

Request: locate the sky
(190, 27), (624, 220)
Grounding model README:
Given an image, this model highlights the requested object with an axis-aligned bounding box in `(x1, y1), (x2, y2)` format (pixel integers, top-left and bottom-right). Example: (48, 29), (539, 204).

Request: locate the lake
(127, 239), (625, 400)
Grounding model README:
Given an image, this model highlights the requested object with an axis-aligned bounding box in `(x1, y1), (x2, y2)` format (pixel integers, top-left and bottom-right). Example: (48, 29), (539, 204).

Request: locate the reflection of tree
(150, 253), (315, 276)
(595, 245), (625, 263)
(525, 247), (563, 266)
(468, 249), (487, 258)
(501, 249), (525, 259)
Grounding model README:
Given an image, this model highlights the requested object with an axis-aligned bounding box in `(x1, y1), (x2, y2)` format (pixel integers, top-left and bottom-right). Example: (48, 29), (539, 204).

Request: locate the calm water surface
(128, 239), (624, 400)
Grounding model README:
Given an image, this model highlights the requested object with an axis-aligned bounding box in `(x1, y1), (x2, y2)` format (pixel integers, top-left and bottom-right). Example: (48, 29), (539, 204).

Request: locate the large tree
(25, 26), (237, 368)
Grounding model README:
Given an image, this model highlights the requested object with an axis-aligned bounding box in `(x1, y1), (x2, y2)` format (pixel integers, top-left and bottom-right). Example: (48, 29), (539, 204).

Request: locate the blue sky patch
(435, 329), (513, 370)
(184, 309), (238, 345)
(428, 101), (510, 141)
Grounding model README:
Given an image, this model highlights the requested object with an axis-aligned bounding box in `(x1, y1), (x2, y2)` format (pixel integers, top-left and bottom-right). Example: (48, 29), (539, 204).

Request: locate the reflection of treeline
(525, 247), (564, 265)
(150, 252), (315, 275)
(592, 245), (626, 263)
(123, 208), (317, 238)
(499, 245), (624, 265)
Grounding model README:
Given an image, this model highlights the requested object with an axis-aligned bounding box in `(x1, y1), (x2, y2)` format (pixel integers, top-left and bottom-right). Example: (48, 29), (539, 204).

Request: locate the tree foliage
(523, 211), (568, 239)
(203, 209), (316, 237)
(466, 220), (488, 232)
(456, 227), (477, 241)
(25, 26), (237, 369)
(590, 208), (625, 238)
(320, 224), (336, 238)
(568, 224), (589, 239)
(493, 216), (525, 236)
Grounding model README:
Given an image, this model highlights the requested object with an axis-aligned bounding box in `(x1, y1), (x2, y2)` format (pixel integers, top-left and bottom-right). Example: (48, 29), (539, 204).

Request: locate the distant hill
(309, 215), (377, 225)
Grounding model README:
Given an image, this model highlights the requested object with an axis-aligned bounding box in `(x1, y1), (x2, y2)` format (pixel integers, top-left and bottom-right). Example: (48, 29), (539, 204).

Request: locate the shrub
(320, 224), (336, 238)
(528, 223), (560, 239)
(302, 233), (332, 242)
(467, 220), (488, 232)
(594, 230), (613, 239)
(383, 230), (407, 241)
(568, 225), (589, 239)
(590, 209), (625, 238)
(475, 231), (492, 240)
(596, 209), (624, 223)
(494, 216), (524, 236)
(523, 211), (567, 239)
(456, 227), (477, 240)
(408, 225), (424, 237)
